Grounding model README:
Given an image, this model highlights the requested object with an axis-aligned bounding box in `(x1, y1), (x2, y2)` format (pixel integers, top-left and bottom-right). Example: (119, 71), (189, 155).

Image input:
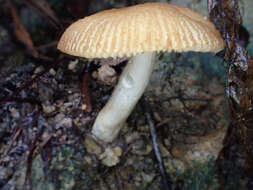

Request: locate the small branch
(81, 64), (92, 113)
(0, 97), (41, 105)
(24, 117), (44, 188)
(0, 128), (22, 164)
(36, 41), (58, 50)
(141, 97), (172, 190)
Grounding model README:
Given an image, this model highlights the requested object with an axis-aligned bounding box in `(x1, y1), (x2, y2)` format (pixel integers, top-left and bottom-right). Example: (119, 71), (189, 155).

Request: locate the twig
(156, 118), (170, 128)
(1, 97), (41, 105)
(36, 41), (58, 50)
(24, 115), (44, 188)
(115, 170), (124, 190)
(81, 64), (92, 112)
(140, 97), (172, 190)
(0, 127), (22, 164)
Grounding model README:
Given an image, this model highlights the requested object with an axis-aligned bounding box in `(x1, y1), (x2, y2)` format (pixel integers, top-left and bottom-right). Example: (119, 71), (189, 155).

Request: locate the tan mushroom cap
(58, 2), (225, 59)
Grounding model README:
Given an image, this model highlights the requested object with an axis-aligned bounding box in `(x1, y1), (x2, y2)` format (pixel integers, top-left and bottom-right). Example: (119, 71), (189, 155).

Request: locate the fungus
(57, 2), (225, 143)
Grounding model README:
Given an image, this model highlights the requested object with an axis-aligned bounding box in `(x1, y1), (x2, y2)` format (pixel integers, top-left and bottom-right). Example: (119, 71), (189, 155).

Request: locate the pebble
(141, 172), (155, 183)
(42, 101), (56, 114)
(68, 59), (78, 70)
(34, 66), (44, 74)
(49, 68), (56, 76)
(9, 107), (20, 119)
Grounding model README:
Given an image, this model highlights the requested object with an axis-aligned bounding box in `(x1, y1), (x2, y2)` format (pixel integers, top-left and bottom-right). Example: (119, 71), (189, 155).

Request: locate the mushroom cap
(58, 2), (225, 59)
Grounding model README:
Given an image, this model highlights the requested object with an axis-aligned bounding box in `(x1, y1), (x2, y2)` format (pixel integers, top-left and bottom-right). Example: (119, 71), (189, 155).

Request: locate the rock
(68, 59), (79, 71)
(184, 127), (226, 163)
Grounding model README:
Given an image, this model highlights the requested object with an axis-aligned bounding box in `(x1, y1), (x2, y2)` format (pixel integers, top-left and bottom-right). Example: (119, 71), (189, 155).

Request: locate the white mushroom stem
(92, 52), (156, 142)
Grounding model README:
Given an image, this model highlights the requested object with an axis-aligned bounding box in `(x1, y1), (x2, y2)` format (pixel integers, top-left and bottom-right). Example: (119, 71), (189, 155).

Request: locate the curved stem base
(92, 52), (156, 142)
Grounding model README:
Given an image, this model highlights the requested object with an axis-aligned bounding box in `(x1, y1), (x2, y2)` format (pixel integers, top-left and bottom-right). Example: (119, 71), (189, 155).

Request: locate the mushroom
(57, 2), (224, 143)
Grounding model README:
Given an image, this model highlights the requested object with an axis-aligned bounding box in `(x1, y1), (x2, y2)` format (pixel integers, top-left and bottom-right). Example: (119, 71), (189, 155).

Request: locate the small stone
(141, 172), (155, 183)
(164, 137), (172, 149)
(158, 142), (170, 157)
(68, 166), (74, 171)
(135, 175), (142, 182)
(55, 116), (72, 129)
(55, 113), (65, 123)
(68, 59), (78, 70)
(154, 112), (162, 121)
(9, 107), (20, 119)
(131, 140), (152, 155)
(81, 104), (87, 110)
(49, 68), (56, 76)
(34, 66), (44, 74)
(41, 131), (50, 140)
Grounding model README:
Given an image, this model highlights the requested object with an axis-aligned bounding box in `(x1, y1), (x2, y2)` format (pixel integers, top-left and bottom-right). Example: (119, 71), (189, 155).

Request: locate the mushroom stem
(92, 52), (156, 142)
